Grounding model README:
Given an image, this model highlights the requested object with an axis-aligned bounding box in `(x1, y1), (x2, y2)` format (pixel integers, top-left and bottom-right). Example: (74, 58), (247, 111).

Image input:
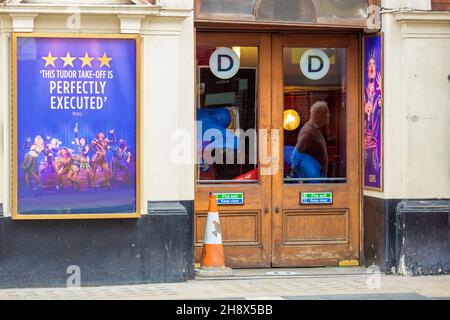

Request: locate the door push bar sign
(209, 47), (240, 80)
(300, 49), (330, 81)
(301, 192), (333, 205)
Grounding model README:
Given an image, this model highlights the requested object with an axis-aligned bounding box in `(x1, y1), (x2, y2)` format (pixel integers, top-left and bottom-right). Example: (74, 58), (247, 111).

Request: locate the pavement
(0, 268), (449, 300)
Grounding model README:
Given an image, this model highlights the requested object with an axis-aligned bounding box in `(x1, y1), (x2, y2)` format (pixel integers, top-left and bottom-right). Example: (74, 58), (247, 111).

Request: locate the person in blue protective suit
(291, 148), (323, 179)
(285, 144), (323, 180)
(291, 101), (330, 180)
(197, 108), (239, 150)
(196, 108), (240, 179)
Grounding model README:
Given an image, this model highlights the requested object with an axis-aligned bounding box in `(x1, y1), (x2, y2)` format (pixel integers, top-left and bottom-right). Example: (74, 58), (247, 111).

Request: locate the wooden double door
(195, 32), (361, 268)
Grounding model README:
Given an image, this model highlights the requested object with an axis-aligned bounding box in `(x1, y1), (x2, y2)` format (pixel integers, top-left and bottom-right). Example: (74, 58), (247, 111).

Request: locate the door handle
(264, 208), (269, 215)
(275, 207), (280, 214)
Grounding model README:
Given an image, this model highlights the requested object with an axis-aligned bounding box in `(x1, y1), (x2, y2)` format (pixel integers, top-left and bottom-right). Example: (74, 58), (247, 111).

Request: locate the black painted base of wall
(0, 200), (194, 289)
(364, 197), (450, 276)
(396, 200), (450, 276)
(363, 197), (399, 273)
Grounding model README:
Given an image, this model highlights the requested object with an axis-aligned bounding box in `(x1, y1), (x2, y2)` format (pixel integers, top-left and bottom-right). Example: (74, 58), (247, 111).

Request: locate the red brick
(432, 0), (450, 11)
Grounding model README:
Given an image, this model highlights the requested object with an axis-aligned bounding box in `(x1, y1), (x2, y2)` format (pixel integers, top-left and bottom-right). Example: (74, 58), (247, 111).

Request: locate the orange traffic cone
(196, 194), (233, 277)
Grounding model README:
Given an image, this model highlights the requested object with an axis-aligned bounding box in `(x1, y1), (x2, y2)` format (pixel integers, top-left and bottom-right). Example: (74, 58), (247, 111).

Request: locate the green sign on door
(214, 193), (245, 205)
(301, 192), (333, 205)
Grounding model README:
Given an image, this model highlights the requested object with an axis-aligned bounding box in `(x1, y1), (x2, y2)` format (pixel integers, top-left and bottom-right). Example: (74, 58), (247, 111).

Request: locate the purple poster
(363, 35), (383, 190)
(13, 34), (140, 219)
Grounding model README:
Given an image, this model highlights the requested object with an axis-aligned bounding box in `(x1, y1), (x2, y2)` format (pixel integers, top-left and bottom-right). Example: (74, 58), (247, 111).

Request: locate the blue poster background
(363, 35), (383, 190)
(17, 36), (137, 214)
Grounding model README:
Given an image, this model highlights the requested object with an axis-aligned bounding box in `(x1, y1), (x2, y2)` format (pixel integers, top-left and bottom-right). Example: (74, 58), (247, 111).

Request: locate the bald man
(293, 101), (330, 178)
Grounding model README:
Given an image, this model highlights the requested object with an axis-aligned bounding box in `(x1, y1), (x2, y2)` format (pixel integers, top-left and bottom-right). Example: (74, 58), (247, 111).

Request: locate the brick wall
(432, 0), (450, 10)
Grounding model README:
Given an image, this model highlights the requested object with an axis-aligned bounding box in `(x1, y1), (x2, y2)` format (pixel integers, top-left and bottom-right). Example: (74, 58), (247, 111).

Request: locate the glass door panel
(197, 46), (259, 184)
(283, 47), (347, 184)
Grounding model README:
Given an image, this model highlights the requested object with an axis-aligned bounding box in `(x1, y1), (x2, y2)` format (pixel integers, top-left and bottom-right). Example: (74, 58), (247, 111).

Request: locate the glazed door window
(197, 46), (259, 183)
(283, 48), (347, 184)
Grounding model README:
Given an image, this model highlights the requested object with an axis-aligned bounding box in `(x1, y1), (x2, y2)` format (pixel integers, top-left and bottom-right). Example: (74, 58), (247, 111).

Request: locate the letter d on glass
(209, 47), (240, 80)
(66, 265), (81, 288)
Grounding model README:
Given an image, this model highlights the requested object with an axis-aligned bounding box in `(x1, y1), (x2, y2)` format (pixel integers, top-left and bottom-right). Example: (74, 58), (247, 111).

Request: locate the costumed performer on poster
(110, 139), (131, 186)
(364, 51), (382, 177)
(21, 135), (45, 189)
(90, 129), (116, 190)
(55, 147), (80, 191)
(73, 123), (92, 189)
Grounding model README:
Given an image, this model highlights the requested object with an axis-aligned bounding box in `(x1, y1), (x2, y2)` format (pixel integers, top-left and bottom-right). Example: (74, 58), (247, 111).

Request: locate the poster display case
(12, 33), (141, 219)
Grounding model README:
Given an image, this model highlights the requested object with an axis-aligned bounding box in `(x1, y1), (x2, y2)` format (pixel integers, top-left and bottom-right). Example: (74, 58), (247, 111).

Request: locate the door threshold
(194, 267), (372, 281)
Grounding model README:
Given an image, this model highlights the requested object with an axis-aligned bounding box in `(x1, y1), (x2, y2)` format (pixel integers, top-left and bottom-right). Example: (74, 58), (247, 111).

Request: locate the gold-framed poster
(12, 33), (141, 219)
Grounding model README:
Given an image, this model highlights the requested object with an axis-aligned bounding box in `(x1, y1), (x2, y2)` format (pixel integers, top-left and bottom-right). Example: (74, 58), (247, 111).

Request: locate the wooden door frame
(194, 30), (364, 268)
(270, 33), (363, 267)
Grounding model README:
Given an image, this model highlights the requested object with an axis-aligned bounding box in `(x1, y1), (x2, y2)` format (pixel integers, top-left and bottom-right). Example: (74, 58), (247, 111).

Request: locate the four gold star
(42, 51), (113, 68)
(61, 52), (76, 68)
(42, 52), (58, 67)
(98, 52), (112, 68)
